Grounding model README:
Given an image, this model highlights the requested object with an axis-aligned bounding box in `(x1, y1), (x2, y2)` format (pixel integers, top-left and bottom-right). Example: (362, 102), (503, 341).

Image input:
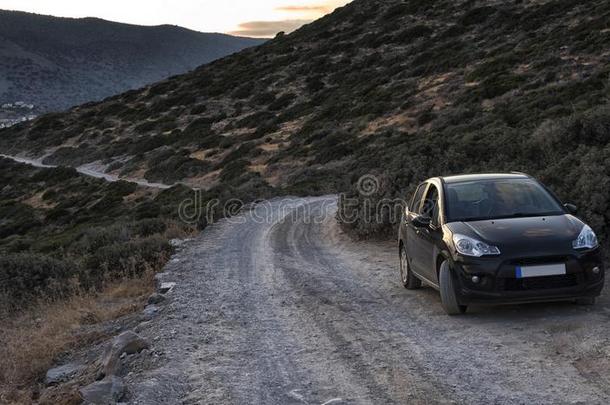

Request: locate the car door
(417, 184), (443, 283)
(405, 182), (429, 274)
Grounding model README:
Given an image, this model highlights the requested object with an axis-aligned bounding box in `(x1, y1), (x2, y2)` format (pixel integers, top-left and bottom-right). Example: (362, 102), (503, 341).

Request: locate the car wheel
(575, 297), (596, 306)
(399, 247), (421, 290)
(439, 260), (467, 315)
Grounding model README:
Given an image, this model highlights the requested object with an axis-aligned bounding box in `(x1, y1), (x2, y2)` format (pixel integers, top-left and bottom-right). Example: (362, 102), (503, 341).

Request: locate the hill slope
(0, 0), (609, 244)
(0, 10), (264, 113)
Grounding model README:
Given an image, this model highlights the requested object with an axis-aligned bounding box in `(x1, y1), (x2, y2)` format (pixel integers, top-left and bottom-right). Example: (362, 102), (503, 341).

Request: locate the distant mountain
(0, 9), (264, 113)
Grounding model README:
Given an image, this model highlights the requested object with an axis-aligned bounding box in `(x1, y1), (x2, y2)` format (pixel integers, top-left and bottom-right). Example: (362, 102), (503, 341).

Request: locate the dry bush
(163, 221), (193, 240)
(0, 270), (155, 404)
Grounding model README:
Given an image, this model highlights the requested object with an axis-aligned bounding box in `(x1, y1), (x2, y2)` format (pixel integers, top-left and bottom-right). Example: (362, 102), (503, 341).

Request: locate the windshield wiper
(454, 211), (562, 222)
(502, 211), (563, 219)
(504, 212), (531, 218)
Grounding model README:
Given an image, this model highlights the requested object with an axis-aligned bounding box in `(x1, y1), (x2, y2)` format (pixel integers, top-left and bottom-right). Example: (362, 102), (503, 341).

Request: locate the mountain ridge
(0, 9), (265, 113)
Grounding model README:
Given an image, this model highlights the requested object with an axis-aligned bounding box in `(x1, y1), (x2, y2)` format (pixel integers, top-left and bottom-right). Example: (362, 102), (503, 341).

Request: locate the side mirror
(412, 215), (432, 228)
(564, 203), (578, 215)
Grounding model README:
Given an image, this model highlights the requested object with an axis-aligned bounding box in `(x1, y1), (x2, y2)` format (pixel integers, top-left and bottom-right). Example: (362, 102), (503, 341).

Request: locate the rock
(170, 238), (191, 247)
(135, 321), (151, 333)
(147, 293), (166, 305)
(143, 305), (159, 319)
(169, 238), (183, 247)
(45, 362), (84, 385)
(79, 376), (125, 404)
(158, 282), (176, 294)
(80, 311), (100, 325)
(101, 331), (149, 377)
(114, 331), (149, 355)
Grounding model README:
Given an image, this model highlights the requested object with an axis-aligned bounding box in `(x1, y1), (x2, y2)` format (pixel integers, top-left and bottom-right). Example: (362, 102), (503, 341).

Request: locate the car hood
(446, 215), (585, 255)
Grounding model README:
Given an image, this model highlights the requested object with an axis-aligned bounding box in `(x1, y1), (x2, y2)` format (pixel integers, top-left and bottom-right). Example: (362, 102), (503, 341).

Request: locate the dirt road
(0, 154), (172, 189)
(126, 197), (610, 404)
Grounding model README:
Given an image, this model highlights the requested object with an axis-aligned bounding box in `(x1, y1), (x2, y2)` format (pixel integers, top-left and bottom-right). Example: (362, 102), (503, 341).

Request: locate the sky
(0, 0), (352, 37)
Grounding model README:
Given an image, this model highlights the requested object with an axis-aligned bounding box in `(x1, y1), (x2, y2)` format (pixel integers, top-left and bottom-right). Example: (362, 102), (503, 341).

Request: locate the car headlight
(453, 234), (501, 257)
(572, 225), (599, 250)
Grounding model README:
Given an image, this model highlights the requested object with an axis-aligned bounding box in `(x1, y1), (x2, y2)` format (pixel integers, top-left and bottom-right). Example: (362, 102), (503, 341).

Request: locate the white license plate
(516, 264), (566, 279)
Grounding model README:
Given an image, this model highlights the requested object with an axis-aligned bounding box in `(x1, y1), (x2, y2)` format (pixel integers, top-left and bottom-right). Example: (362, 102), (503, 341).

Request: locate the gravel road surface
(126, 196), (610, 405)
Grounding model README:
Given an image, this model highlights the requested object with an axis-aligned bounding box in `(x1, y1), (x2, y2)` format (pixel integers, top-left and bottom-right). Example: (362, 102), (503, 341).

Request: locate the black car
(398, 173), (605, 315)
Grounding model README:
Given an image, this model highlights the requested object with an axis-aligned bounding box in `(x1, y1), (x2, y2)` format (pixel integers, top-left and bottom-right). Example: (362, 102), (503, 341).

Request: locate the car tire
(575, 297), (596, 306)
(439, 260), (467, 315)
(399, 247), (421, 290)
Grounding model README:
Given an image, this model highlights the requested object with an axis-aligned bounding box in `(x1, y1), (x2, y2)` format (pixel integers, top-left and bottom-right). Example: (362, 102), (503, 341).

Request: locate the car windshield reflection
(445, 179), (565, 222)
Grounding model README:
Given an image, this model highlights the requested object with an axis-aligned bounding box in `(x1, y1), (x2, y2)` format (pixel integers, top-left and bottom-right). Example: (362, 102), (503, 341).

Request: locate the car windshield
(445, 178), (564, 222)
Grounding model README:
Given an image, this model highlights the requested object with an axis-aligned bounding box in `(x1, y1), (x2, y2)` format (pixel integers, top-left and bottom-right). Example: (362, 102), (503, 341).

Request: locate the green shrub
(220, 159), (250, 182)
(268, 93), (297, 111)
(252, 91), (276, 105)
(135, 201), (162, 219)
(470, 74), (527, 100)
(0, 254), (80, 309)
(71, 225), (131, 255)
(392, 25), (433, 44)
(31, 166), (78, 183)
(85, 236), (171, 279)
(26, 113), (65, 141)
(220, 142), (256, 165)
(132, 218), (168, 237)
(418, 109), (437, 126)
(190, 104), (208, 115)
(461, 6), (496, 26)
(107, 180), (138, 197)
(466, 54), (522, 82)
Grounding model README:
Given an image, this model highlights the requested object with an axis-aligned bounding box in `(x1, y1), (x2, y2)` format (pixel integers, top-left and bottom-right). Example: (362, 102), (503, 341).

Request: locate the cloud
(275, 5), (332, 13)
(229, 19), (311, 38)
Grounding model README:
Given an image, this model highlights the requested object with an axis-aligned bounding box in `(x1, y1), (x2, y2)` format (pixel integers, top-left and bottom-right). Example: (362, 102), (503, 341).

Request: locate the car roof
(437, 173), (530, 184)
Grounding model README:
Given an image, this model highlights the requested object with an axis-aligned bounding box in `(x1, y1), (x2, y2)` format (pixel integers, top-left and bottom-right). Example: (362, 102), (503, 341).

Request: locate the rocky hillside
(0, 10), (264, 113)
(0, 0), (609, 240)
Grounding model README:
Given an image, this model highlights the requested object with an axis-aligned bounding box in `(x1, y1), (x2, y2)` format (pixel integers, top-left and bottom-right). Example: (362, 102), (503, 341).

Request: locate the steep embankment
(0, 0), (608, 239)
(0, 10), (264, 113)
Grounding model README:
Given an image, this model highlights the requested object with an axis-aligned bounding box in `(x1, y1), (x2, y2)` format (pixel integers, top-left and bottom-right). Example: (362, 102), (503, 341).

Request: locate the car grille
(501, 274), (578, 291)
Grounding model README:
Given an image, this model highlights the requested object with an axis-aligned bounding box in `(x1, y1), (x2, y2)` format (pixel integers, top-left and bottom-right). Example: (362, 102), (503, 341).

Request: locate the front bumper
(453, 249), (605, 305)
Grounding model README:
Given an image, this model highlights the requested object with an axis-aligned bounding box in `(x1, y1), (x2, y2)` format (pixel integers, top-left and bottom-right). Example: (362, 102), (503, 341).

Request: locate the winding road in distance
(125, 196), (610, 405)
(0, 153), (172, 189)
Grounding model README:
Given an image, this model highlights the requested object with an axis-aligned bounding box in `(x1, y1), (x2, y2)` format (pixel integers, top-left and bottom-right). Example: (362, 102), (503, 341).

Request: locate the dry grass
(22, 191), (57, 210)
(0, 271), (156, 404)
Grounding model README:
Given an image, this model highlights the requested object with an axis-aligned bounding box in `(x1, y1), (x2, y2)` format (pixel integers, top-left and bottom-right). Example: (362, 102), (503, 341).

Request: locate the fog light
(472, 276), (481, 284)
(592, 267), (601, 275)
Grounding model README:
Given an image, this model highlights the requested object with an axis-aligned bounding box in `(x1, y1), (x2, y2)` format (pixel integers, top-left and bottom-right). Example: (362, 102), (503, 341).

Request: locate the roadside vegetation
(0, 157), (193, 315)
(0, 157), (274, 401)
(0, 272), (155, 404)
(0, 158), (192, 400)
(338, 105), (610, 261)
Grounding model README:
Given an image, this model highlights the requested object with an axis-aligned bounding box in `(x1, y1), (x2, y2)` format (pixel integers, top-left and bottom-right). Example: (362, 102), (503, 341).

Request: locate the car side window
(410, 183), (427, 214)
(422, 185), (440, 225)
